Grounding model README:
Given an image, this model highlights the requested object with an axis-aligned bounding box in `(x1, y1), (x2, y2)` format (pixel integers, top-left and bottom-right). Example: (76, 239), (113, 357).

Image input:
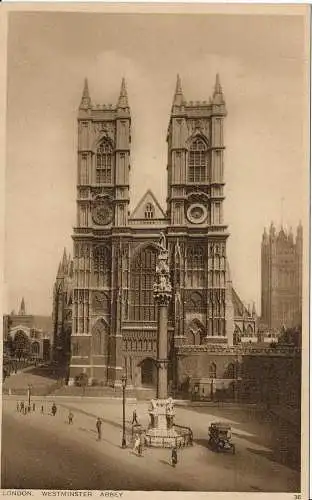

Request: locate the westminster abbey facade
(53, 76), (257, 388)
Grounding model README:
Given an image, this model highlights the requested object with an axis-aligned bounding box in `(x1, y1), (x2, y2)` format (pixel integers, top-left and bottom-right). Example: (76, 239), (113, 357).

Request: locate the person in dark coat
(171, 446), (178, 467)
(32, 403), (36, 412)
(96, 417), (102, 440)
(51, 403), (57, 416)
(16, 402), (20, 412)
(20, 401), (24, 412)
(41, 405), (44, 415)
(68, 411), (74, 425)
(132, 407), (138, 425)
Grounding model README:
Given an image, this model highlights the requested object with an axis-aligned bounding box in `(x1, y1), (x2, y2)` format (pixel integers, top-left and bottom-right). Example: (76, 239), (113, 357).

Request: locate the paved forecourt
(2, 397), (300, 492)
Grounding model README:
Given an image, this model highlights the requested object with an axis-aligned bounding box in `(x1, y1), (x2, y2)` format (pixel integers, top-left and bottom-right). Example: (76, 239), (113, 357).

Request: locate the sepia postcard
(0, 3), (310, 500)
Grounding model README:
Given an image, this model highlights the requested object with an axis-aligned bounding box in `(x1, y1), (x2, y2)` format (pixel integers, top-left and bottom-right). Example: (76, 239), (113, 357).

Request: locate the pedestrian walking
(23, 405), (27, 415)
(96, 417), (102, 440)
(20, 401), (24, 412)
(51, 402), (57, 416)
(132, 406), (139, 425)
(16, 402), (20, 412)
(68, 411), (74, 425)
(32, 403), (36, 412)
(27, 404), (31, 414)
(133, 433), (140, 454)
(171, 446), (178, 468)
(138, 433), (145, 457)
(41, 405), (44, 415)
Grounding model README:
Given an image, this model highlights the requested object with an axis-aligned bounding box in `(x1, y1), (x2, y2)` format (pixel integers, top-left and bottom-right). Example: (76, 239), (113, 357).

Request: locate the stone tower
(69, 78), (131, 386)
(167, 74), (230, 345)
(261, 223), (303, 330)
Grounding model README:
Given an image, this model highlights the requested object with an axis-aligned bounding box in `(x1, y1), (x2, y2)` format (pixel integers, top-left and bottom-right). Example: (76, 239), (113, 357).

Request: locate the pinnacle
(80, 78), (91, 109)
(212, 73), (224, 105)
(175, 74), (183, 95)
(117, 77), (129, 108)
(172, 74), (184, 107)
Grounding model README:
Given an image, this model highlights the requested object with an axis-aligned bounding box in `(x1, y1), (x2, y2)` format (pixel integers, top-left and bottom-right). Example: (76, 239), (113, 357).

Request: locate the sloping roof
(232, 288), (249, 318)
(130, 190), (166, 220)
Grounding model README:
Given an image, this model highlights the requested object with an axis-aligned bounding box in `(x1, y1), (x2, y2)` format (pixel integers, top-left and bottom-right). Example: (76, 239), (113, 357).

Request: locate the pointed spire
(212, 73), (224, 105)
(19, 297), (26, 316)
(262, 227), (268, 244)
(57, 261), (62, 278)
(117, 77), (129, 108)
(80, 78), (91, 109)
(62, 248), (67, 266)
(172, 74), (184, 107)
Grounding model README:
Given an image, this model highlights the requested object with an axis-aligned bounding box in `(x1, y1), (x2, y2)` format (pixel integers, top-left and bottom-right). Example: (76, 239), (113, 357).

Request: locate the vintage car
(208, 422), (235, 454)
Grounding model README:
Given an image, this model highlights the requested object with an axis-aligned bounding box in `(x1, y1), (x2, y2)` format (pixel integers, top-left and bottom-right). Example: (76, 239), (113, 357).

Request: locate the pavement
(1, 397), (300, 492)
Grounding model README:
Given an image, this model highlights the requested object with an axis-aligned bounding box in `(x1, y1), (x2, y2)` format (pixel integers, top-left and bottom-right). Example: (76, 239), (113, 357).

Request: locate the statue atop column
(153, 232), (172, 302)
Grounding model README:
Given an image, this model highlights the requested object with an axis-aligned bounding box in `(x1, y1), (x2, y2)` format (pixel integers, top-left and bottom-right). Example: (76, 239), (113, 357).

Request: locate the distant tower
(261, 222), (302, 330)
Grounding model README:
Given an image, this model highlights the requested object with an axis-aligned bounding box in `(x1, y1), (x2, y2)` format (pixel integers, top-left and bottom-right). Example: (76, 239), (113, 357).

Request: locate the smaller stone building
(52, 249), (73, 367)
(4, 298), (52, 361)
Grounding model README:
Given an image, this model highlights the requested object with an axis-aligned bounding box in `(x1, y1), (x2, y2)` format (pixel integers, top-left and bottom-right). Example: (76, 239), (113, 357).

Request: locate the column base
(144, 398), (192, 448)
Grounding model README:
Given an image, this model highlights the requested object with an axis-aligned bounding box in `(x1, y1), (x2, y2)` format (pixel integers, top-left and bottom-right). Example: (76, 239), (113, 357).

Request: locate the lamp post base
(121, 437), (127, 449)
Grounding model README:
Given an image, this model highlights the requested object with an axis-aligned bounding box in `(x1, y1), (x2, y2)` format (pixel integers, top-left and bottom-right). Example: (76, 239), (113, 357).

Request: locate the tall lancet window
(130, 247), (157, 321)
(96, 140), (114, 184)
(188, 137), (207, 183)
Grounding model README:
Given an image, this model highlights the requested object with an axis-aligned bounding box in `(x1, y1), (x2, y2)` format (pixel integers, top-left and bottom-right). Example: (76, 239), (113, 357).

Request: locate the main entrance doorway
(140, 358), (156, 386)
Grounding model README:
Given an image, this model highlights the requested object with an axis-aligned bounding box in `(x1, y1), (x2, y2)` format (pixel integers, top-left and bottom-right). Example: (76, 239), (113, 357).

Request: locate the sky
(4, 8), (309, 316)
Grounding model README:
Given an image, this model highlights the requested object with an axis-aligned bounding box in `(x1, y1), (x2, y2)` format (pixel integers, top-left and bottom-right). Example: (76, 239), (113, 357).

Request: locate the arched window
(144, 203), (154, 220)
(130, 247), (157, 321)
(93, 246), (111, 288)
(96, 140), (114, 184)
(187, 291), (204, 312)
(209, 363), (217, 379)
(186, 246), (205, 287)
(226, 363), (235, 379)
(188, 137), (207, 183)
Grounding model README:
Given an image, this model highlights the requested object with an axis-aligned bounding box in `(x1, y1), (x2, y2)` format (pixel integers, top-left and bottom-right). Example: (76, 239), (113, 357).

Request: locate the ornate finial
(117, 77), (129, 108)
(80, 78), (91, 109)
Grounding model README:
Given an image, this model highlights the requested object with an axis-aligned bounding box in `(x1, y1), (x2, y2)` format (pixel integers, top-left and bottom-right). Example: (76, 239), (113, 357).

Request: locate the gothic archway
(91, 319), (109, 356)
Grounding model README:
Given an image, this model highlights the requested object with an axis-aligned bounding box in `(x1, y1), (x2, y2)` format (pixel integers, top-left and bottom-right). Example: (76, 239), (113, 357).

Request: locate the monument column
(153, 232), (172, 399)
(156, 296), (170, 399)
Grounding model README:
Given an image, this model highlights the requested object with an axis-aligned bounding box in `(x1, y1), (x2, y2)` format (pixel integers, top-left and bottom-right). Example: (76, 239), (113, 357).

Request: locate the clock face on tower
(92, 200), (113, 226)
(187, 203), (208, 224)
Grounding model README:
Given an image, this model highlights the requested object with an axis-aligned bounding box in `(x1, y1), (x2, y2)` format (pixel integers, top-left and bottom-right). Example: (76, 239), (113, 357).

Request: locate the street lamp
(121, 375), (127, 449)
(27, 384), (31, 407)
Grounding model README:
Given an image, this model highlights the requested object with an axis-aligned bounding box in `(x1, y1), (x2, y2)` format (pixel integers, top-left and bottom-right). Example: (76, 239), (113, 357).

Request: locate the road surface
(1, 398), (300, 492)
